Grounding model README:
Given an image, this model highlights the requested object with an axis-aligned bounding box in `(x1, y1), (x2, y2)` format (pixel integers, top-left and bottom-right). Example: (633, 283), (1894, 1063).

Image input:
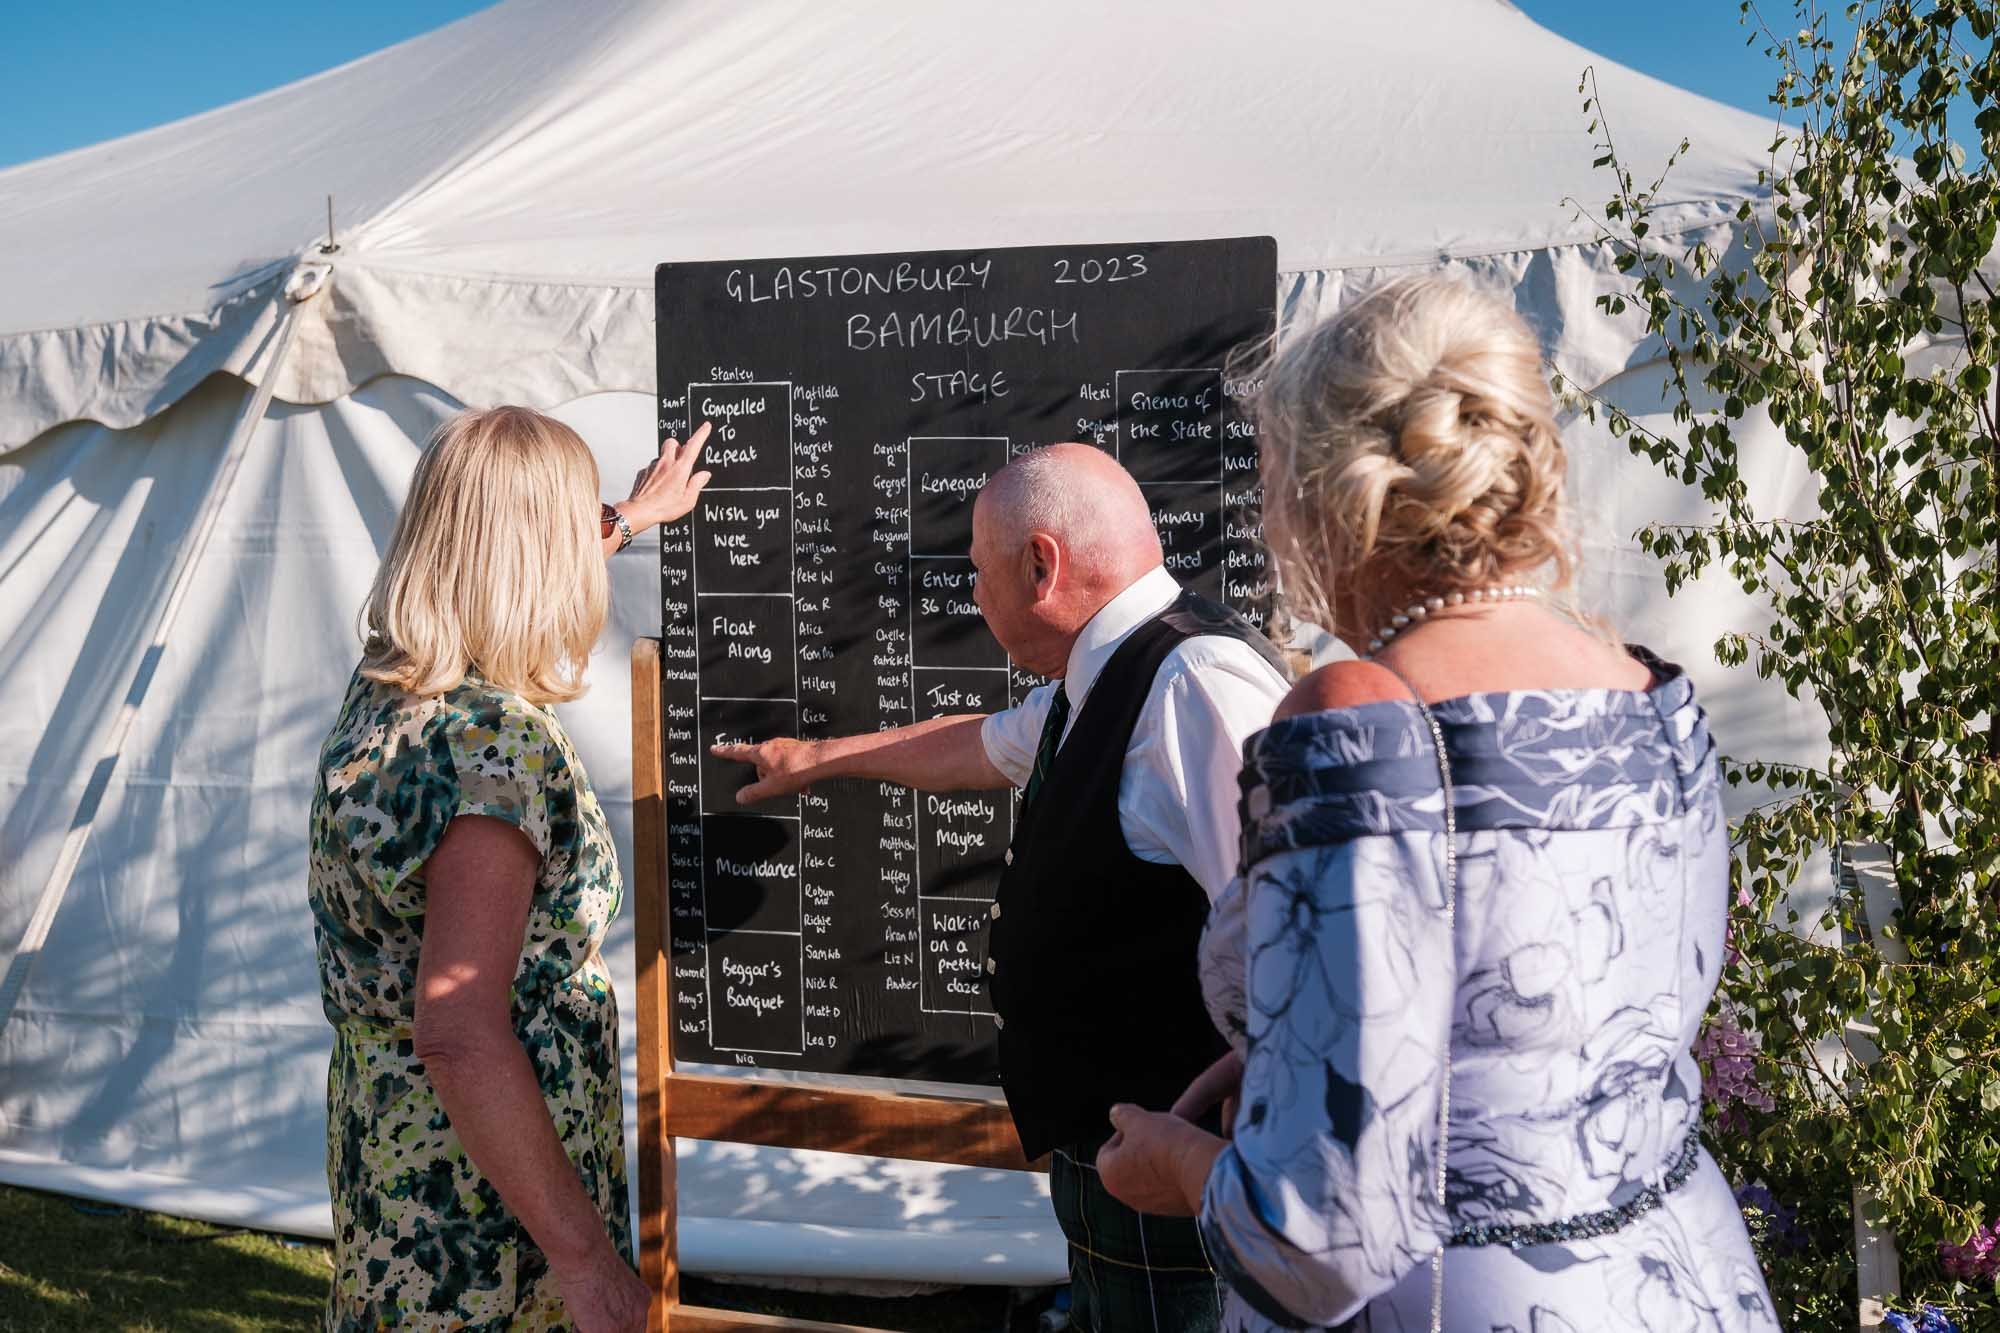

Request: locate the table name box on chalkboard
(656, 238), (1276, 1082)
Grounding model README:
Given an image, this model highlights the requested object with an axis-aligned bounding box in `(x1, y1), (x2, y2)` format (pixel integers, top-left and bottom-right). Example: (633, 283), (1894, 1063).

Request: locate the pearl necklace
(1364, 584), (1542, 657)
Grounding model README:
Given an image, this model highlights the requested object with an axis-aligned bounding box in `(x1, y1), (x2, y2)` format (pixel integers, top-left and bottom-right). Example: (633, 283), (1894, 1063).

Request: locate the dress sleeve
(1196, 834), (1453, 1328)
(369, 696), (554, 918)
(1197, 872), (1250, 1056)
(441, 699), (555, 858)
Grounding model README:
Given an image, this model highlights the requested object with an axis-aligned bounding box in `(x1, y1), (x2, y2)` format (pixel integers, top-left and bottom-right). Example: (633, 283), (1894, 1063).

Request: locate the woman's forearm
(608, 424), (713, 558)
(419, 1019), (613, 1273)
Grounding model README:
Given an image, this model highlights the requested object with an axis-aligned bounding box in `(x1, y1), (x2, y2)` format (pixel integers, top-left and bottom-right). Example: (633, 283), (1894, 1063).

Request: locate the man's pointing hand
(709, 737), (820, 803)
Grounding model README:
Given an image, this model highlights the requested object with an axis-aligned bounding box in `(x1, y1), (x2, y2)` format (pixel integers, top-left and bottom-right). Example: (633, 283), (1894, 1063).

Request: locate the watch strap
(601, 502), (634, 551)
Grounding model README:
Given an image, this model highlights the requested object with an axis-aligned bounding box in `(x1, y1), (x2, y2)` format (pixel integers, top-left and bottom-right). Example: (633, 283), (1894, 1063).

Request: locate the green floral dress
(308, 667), (631, 1331)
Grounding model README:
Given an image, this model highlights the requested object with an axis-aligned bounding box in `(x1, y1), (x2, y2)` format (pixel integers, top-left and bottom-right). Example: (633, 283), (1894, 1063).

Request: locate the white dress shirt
(979, 566), (1290, 901)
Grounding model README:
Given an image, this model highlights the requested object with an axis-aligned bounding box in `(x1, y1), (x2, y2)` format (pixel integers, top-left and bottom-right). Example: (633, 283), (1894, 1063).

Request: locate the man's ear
(1023, 532), (1063, 602)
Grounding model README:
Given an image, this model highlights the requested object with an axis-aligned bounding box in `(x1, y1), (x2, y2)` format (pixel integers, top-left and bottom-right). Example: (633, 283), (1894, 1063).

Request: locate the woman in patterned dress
(308, 407), (710, 1332)
(1096, 279), (1780, 1331)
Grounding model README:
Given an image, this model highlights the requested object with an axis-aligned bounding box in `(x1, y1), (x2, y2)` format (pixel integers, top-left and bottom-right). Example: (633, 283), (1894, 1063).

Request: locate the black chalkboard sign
(655, 238), (1276, 1081)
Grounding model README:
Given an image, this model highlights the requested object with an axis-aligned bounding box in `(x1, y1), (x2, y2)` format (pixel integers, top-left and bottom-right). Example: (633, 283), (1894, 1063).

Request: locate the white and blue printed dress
(1195, 652), (1780, 1332)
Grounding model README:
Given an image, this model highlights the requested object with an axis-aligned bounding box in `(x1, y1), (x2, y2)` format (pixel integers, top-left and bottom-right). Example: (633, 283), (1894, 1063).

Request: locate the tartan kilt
(1050, 1140), (1223, 1333)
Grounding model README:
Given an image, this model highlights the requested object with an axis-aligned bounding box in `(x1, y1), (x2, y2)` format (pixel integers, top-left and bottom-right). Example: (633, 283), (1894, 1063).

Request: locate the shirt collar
(1061, 565), (1182, 708)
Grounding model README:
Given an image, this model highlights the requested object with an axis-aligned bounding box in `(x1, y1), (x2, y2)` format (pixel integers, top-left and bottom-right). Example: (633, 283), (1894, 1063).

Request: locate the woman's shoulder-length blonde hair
(360, 405), (608, 705)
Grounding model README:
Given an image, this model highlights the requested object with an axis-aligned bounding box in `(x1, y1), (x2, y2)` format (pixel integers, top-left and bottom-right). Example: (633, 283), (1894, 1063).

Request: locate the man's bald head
(966, 445), (1164, 674)
(975, 443), (1162, 586)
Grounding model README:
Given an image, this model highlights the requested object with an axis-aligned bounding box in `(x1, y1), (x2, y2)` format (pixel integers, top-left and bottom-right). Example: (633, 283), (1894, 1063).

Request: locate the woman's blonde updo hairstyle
(1254, 276), (1573, 638)
(360, 406), (608, 704)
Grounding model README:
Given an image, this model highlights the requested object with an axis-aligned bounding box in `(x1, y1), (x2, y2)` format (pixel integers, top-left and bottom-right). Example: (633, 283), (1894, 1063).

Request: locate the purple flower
(1734, 1181), (1778, 1211)
(1732, 1182), (1805, 1253)
(1939, 1219), (2000, 1283)
(1694, 1013), (1774, 1130)
(1882, 1305), (1959, 1333)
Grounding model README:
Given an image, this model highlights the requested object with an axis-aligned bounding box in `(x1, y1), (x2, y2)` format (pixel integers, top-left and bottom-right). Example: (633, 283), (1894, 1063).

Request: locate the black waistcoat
(987, 589), (1282, 1159)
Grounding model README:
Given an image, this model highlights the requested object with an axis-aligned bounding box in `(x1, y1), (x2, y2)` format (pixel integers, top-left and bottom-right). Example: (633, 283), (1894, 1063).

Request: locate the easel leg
(648, 1132), (681, 1331)
(632, 637), (680, 1329)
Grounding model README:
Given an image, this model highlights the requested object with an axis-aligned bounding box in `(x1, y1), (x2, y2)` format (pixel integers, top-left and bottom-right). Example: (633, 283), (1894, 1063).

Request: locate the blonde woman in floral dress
(308, 407), (709, 1332)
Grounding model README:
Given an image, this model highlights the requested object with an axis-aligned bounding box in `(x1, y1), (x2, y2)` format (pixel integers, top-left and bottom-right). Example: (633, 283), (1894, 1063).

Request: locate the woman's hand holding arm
(1096, 1104), (1227, 1217)
(412, 815), (649, 1333)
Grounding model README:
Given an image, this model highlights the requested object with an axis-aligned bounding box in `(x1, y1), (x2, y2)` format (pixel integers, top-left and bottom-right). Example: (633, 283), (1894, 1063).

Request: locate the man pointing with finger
(714, 443), (1287, 1333)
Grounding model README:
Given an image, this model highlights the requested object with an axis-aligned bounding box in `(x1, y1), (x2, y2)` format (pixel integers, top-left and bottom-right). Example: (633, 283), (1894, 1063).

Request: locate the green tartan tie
(1021, 683), (1070, 809)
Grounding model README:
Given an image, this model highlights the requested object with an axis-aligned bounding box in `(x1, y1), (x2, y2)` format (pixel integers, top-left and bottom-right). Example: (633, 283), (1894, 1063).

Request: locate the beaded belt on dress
(1446, 1127), (1704, 1249)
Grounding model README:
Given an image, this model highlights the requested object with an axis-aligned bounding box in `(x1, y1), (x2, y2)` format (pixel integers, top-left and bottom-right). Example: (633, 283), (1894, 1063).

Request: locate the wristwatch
(600, 502), (634, 552)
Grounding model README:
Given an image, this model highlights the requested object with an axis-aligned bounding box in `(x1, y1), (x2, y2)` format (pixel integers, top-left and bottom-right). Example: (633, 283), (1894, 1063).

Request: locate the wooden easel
(630, 638), (1043, 1332)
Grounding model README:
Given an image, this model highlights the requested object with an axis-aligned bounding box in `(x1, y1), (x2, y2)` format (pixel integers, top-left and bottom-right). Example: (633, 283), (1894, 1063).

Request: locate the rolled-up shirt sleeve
(979, 682), (1056, 790)
(1196, 835), (1453, 1328)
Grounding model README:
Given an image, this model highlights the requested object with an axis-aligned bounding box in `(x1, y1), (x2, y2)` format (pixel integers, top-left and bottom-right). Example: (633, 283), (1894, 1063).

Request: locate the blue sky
(0, 2), (1976, 169)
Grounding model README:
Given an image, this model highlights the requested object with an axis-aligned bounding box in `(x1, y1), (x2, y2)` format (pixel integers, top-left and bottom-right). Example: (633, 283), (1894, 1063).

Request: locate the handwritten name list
(656, 239), (1275, 1080)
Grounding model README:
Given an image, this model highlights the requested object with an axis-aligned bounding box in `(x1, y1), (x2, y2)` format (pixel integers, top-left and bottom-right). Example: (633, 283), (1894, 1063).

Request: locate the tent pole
(0, 268), (319, 1036)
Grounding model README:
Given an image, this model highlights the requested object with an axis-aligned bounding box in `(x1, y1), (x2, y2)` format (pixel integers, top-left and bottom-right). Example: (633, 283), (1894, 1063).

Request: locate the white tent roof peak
(0, 0), (1778, 448)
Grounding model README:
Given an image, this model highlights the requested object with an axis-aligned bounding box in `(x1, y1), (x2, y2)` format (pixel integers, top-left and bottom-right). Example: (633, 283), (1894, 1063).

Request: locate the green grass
(0, 1186), (1051, 1332)
(0, 1186), (330, 1331)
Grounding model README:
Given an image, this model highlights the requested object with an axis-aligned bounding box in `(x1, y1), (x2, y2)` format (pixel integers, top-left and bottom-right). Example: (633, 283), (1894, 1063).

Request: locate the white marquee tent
(0, 0), (1822, 1284)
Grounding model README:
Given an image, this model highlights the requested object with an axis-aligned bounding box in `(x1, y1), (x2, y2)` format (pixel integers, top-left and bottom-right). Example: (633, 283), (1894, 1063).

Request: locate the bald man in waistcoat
(714, 443), (1289, 1333)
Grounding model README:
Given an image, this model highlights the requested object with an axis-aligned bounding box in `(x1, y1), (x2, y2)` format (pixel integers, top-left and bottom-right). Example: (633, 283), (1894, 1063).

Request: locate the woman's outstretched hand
(621, 421), (713, 532)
